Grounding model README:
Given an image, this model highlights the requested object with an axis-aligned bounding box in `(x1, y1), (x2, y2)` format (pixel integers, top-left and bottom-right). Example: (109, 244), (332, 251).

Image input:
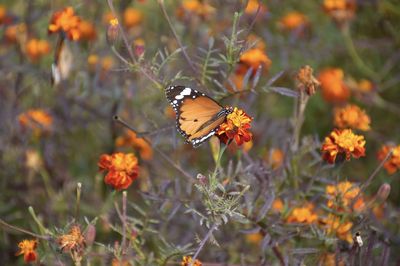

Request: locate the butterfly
(166, 85), (233, 147)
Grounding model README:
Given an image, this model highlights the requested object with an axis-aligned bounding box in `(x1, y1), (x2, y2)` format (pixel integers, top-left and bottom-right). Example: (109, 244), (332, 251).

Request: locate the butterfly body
(166, 86), (232, 147)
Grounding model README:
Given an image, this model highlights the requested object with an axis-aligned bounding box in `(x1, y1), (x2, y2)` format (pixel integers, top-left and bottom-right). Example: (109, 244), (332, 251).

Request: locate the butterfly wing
(166, 86), (228, 147)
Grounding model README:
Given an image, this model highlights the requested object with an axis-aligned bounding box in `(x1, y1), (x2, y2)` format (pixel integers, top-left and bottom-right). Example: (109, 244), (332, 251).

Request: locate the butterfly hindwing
(166, 85), (230, 147)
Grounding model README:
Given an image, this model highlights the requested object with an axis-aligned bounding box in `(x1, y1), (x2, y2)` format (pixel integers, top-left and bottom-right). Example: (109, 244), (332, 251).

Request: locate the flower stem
(191, 224), (217, 265)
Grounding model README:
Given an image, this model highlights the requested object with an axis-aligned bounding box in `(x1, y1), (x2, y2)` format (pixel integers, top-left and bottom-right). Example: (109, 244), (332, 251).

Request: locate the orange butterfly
(166, 86), (233, 147)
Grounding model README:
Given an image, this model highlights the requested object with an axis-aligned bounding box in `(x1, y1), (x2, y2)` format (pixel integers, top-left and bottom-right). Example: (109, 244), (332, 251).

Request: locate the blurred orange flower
(78, 20), (97, 41)
(48, 7), (82, 41)
(320, 214), (353, 243)
(246, 232), (263, 245)
(286, 203), (318, 224)
(265, 148), (284, 170)
(217, 107), (253, 146)
(323, 0), (356, 25)
(177, 0), (215, 19)
(16, 239), (38, 263)
(326, 181), (365, 212)
(377, 144), (400, 175)
(111, 258), (132, 266)
(123, 7), (143, 28)
(4, 23), (27, 43)
(321, 129), (365, 164)
(98, 153), (139, 190)
(181, 256), (202, 266)
(25, 39), (51, 61)
(319, 253), (345, 266)
(58, 225), (86, 253)
(244, 0), (268, 15)
(272, 198), (284, 212)
(18, 109), (53, 133)
(356, 79), (374, 93)
(0, 5), (6, 24)
(278, 11), (308, 31)
(237, 48), (272, 75)
(116, 131), (153, 161)
(318, 68), (350, 103)
(333, 104), (370, 131)
(295, 65), (320, 96)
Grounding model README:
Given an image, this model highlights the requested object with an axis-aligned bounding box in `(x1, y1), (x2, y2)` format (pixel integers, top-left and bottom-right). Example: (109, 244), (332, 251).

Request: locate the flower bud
(376, 183), (391, 201)
(106, 18), (119, 44)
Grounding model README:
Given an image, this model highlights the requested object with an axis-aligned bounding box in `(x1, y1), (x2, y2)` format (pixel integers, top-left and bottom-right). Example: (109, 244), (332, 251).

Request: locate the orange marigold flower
(245, 232), (263, 245)
(320, 214), (353, 243)
(237, 48), (272, 76)
(16, 239), (38, 263)
(326, 181), (364, 212)
(123, 8), (143, 28)
(295, 65), (320, 96)
(4, 23), (27, 43)
(356, 79), (374, 93)
(286, 203), (318, 224)
(318, 68), (350, 103)
(181, 256), (202, 266)
(323, 0), (356, 26)
(272, 198), (284, 212)
(25, 39), (51, 61)
(48, 7), (81, 41)
(78, 20), (97, 41)
(321, 129), (365, 164)
(177, 0), (215, 19)
(217, 107), (253, 146)
(333, 104), (370, 131)
(98, 152), (139, 190)
(18, 109), (53, 133)
(278, 11), (308, 31)
(377, 144), (400, 175)
(58, 225), (86, 253)
(116, 131), (153, 161)
(244, 0), (268, 15)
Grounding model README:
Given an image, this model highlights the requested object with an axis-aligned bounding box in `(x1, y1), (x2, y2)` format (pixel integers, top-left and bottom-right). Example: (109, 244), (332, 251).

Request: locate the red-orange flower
(333, 104), (370, 131)
(48, 7), (81, 41)
(318, 68), (350, 103)
(98, 153), (139, 190)
(244, 0), (268, 16)
(377, 144), (400, 175)
(123, 7), (143, 28)
(25, 39), (51, 61)
(181, 256), (202, 266)
(217, 107), (253, 146)
(237, 48), (272, 76)
(321, 129), (366, 164)
(323, 0), (356, 26)
(16, 239), (38, 263)
(278, 11), (309, 31)
(116, 131), (153, 161)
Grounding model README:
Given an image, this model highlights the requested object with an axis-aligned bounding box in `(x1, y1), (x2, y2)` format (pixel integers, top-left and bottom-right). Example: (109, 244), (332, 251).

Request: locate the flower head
(278, 11), (308, 31)
(123, 8), (143, 28)
(244, 0), (268, 16)
(318, 68), (350, 103)
(181, 256), (202, 266)
(25, 39), (51, 61)
(18, 109), (53, 134)
(98, 152), (139, 190)
(333, 104), (370, 131)
(217, 107), (253, 146)
(58, 225), (86, 253)
(237, 48), (272, 76)
(319, 214), (353, 243)
(326, 181), (364, 212)
(323, 0), (356, 27)
(48, 7), (82, 41)
(295, 65), (320, 96)
(16, 239), (38, 263)
(265, 148), (284, 170)
(78, 20), (97, 41)
(377, 144), (400, 175)
(116, 131), (153, 160)
(286, 203), (318, 224)
(321, 129), (365, 164)
(177, 0), (215, 19)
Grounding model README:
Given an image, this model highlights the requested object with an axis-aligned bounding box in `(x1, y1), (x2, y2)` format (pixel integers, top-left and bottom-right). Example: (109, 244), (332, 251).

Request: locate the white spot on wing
(175, 95), (184, 100)
(181, 88), (192, 96)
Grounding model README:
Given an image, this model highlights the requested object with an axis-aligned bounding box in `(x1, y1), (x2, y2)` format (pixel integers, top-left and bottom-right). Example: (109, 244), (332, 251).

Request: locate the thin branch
(0, 219), (51, 240)
(191, 224), (218, 265)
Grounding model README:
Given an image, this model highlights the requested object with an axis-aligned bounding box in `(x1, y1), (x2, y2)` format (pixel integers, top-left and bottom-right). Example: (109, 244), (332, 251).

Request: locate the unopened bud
(376, 183), (391, 201)
(106, 18), (119, 44)
(84, 224), (96, 246)
(196, 173), (207, 185)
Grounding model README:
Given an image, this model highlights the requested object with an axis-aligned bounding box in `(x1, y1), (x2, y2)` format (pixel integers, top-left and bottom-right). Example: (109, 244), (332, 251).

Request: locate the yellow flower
(217, 107), (253, 146)
(333, 104), (371, 131)
(181, 256), (202, 266)
(321, 129), (365, 164)
(377, 144), (400, 175)
(286, 203), (318, 224)
(326, 181), (365, 212)
(320, 214), (353, 243)
(318, 68), (350, 103)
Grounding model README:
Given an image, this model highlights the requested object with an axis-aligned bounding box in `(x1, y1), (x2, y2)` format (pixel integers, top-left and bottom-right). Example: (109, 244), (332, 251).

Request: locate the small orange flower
(181, 256), (202, 266)
(116, 131), (153, 161)
(58, 225), (86, 253)
(111, 258), (132, 266)
(272, 198), (284, 213)
(265, 148), (284, 170)
(295, 65), (320, 96)
(326, 181), (364, 212)
(48, 7), (82, 41)
(356, 79), (374, 93)
(320, 214), (353, 243)
(246, 34), (266, 50)
(4, 23), (27, 43)
(78, 20), (97, 41)
(286, 203), (318, 224)
(321, 129), (365, 164)
(16, 239), (38, 263)
(123, 8), (143, 28)
(323, 0), (356, 26)
(246, 232), (263, 245)
(237, 48), (272, 76)
(177, 0), (215, 19)
(318, 68), (350, 103)
(319, 253), (345, 266)
(98, 153), (139, 190)
(333, 104), (370, 131)
(18, 109), (53, 133)
(279, 11), (308, 31)
(25, 39), (51, 61)
(244, 0), (268, 16)
(377, 144), (400, 175)
(217, 107), (253, 146)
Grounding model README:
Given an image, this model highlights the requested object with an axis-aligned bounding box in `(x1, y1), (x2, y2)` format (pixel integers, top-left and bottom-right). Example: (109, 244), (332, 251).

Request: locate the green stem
(28, 207), (51, 235)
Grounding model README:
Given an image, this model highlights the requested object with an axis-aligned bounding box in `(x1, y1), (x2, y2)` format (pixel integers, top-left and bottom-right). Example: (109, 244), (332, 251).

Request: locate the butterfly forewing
(166, 85), (229, 147)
